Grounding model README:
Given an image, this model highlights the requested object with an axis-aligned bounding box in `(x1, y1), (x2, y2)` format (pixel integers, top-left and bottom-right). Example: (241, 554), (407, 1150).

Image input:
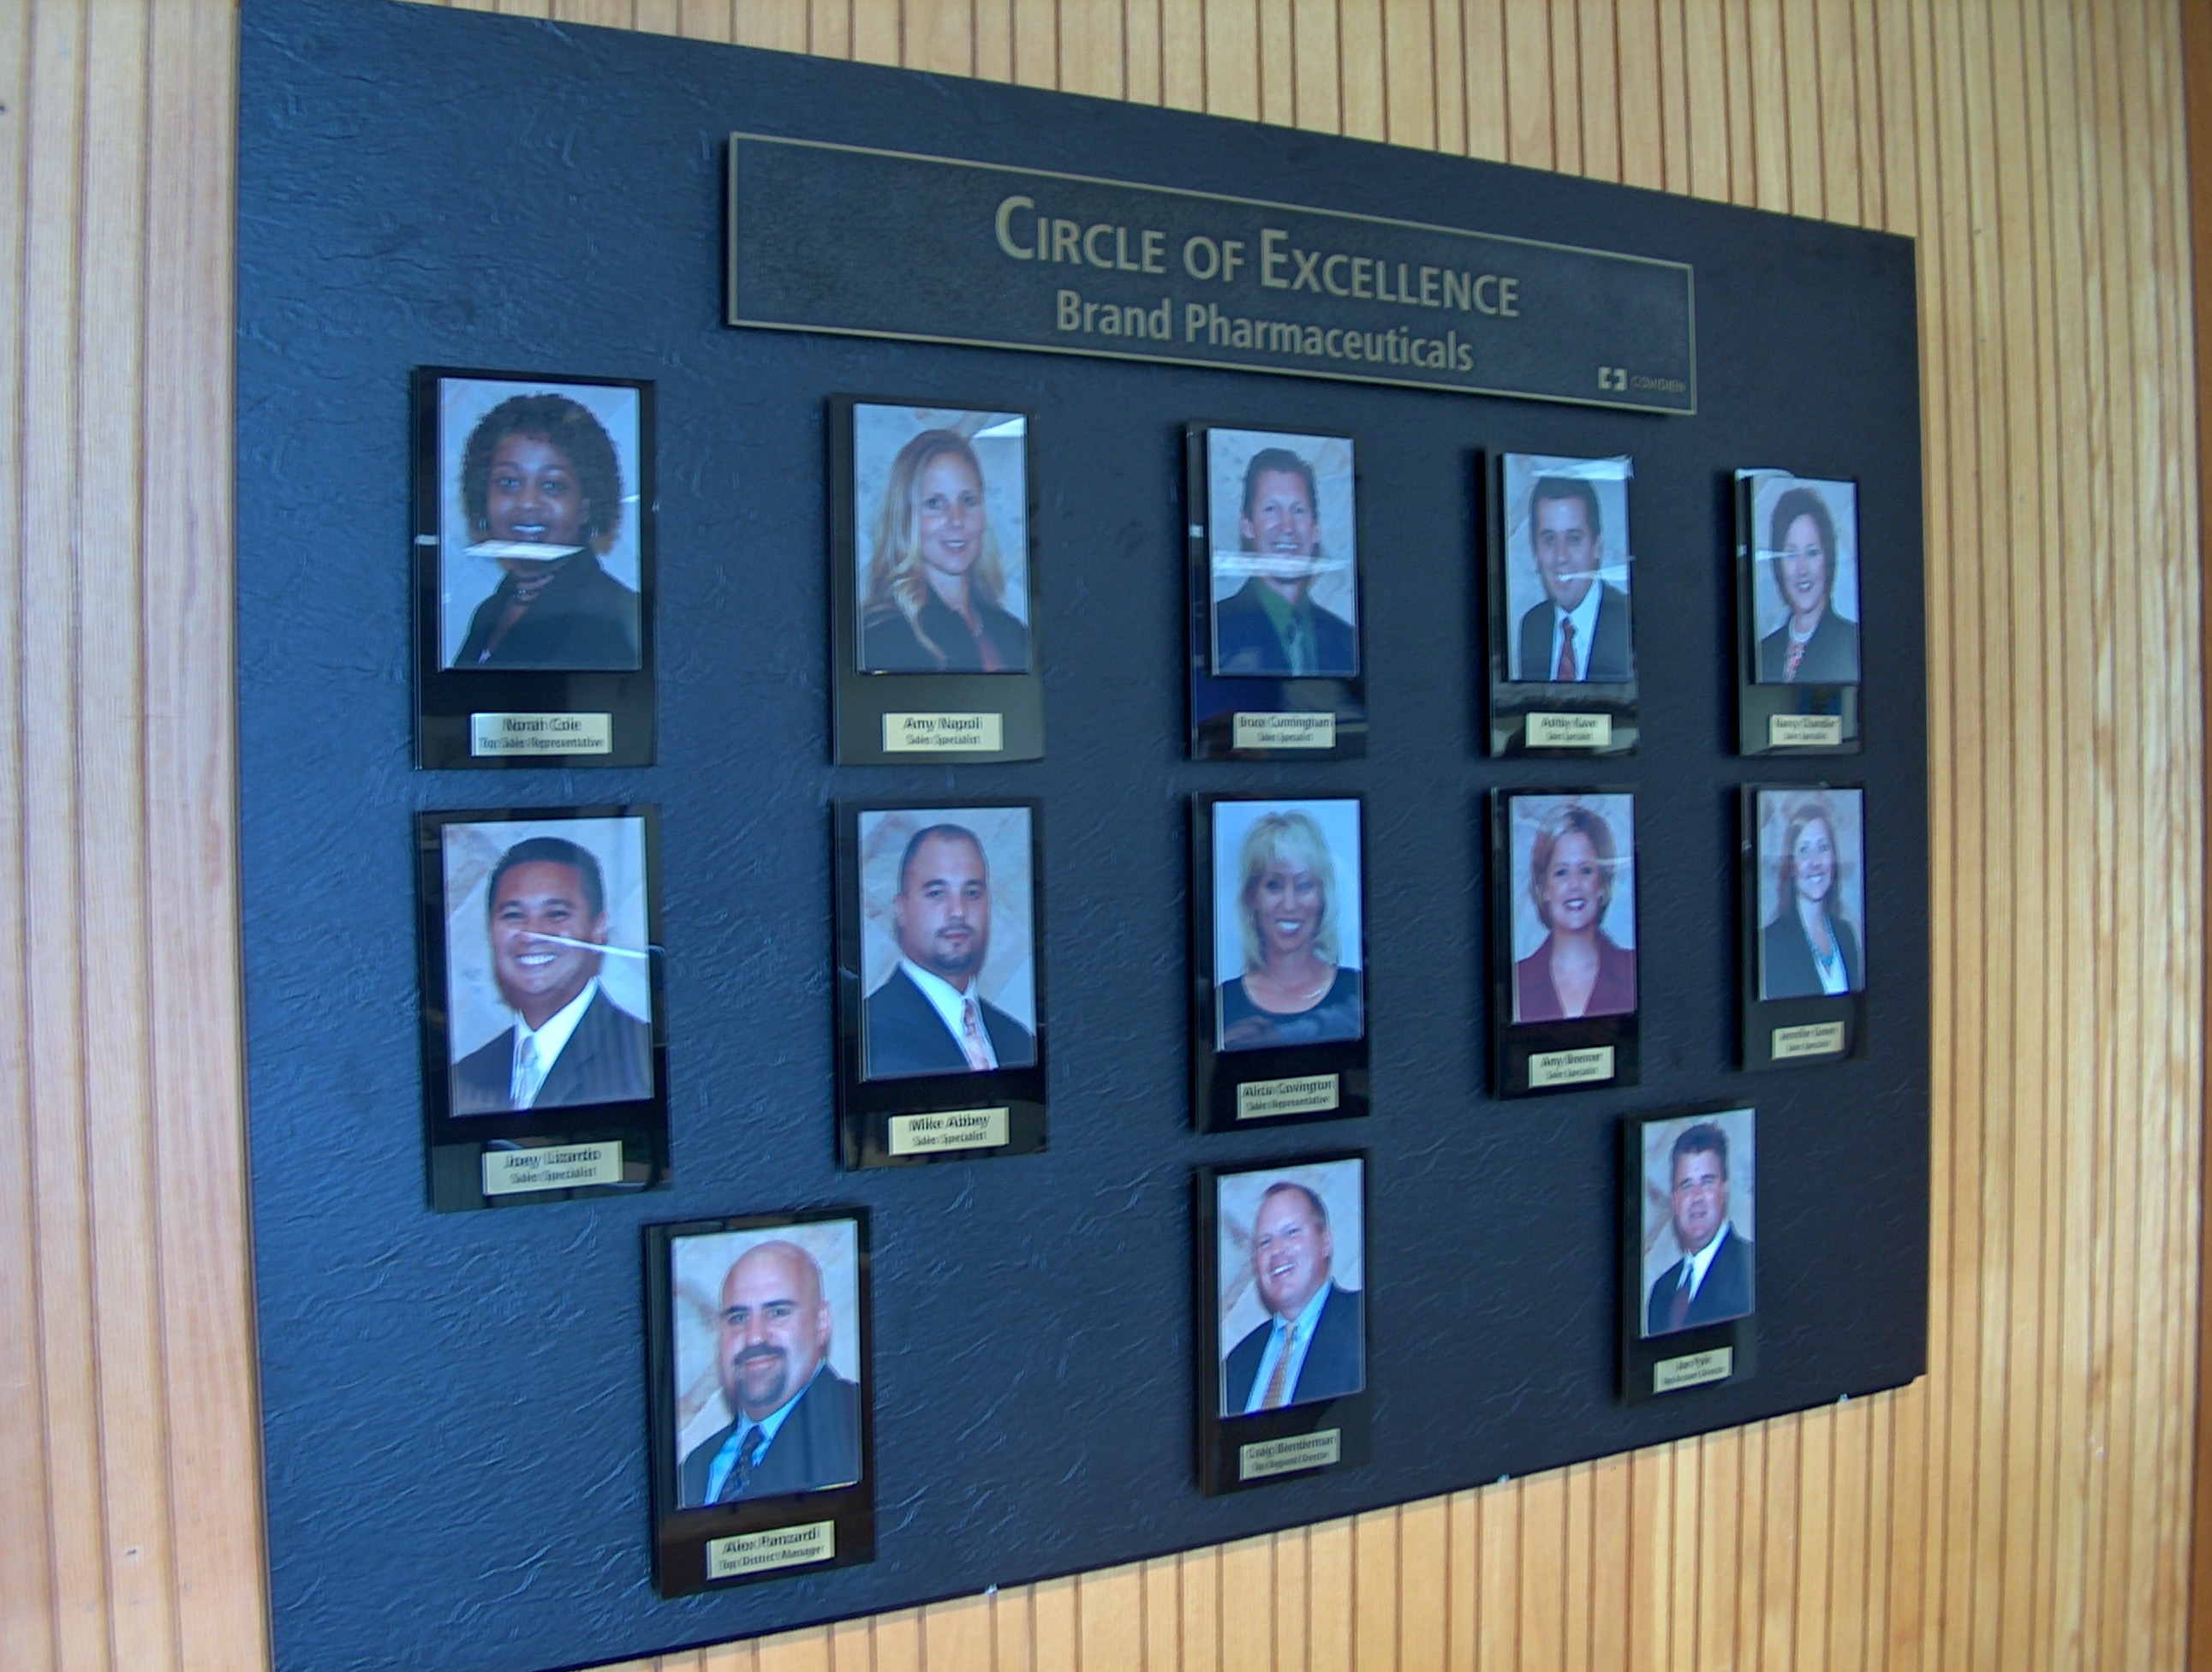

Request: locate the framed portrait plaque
(832, 799), (1047, 1167)
(411, 367), (656, 768)
(1621, 1108), (1758, 1402)
(1737, 469), (1863, 755)
(1194, 1151), (1372, 1495)
(1490, 788), (1641, 1096)
(1741, 785), (1868, 1068)
(829, 398), (1043, 765)
(646, 1209), (876, 1596)
(1484, 451), (1638, 755)
(1189, 794), (1370, 1132)
(1186, 424), (1367, 760)
(413, 804), (669, 1212)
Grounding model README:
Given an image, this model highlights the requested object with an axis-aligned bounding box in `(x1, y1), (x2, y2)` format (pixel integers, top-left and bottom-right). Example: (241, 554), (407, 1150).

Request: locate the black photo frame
(1736, 469), (1863, 755)
(411, 367), (656, 768)
(645, 1208), (876, 1597)
(829, 397), (1044, 765)
(1740, 784), (1869, 1069)
(1186, 422), (1368, 760)
(1620, 1107), (1758, 1403)
(413, 803), (669, 1213)
(1189, 794), (1371, 1132)
(1194, 1150), (1373, 1496)
(832, 798), (1048, 1167)
(1484, 450), (1639, 755)
(1490, 787), (1642, 1097)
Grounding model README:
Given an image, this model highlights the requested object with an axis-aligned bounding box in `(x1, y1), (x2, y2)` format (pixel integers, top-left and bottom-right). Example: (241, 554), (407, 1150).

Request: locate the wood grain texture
(1, 1), (2200, 1669)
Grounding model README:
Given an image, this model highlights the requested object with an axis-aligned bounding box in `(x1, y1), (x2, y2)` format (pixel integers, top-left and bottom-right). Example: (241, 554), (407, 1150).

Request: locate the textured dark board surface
(235, 3), (1929, 1669)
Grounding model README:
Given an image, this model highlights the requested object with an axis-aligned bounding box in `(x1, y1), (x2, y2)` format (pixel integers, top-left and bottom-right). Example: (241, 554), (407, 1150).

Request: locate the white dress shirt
(510, 976), (601, 1107)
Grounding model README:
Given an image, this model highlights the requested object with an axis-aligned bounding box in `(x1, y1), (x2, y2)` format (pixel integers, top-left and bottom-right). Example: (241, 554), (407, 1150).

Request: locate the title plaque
(729, 135), (1696, 413)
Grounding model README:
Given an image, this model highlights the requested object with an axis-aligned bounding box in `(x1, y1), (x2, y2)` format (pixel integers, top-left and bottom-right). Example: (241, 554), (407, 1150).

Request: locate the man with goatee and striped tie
(1221, 1181), (1364, 1415)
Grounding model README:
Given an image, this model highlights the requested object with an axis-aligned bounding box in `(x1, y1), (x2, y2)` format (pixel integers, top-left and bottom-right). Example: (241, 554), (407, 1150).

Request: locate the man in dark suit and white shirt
(449, 834), (652, 1114)
(1513, 475), (1631, 684)
(681, 1239), (862, 1507)
(863, 823), (1035, 1079)
(1644, 1123), (1755, 1336)
(1221, 1180), (1364, 1414)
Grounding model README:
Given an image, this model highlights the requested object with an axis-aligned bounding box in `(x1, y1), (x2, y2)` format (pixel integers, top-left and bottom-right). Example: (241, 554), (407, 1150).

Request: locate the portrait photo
(856, 805), (1038, 1081)
(1504, 792), (1637, 1025)
(1755, 788), (1868, 1000)
(430, 373), (645, 672)
(1500, 453), (1634, 684)
(437, 812), (654, 1118)
(851, 404), (1030, 675)
(1213, 1156), (1367, 1417)
(1750, 475), (1861, 685)
(1205, 427), (1358, 678)
(1209, 797), (1365, 1054)
(1637, 1109), (1757, 1339)
(667, 1216), (866, 1508)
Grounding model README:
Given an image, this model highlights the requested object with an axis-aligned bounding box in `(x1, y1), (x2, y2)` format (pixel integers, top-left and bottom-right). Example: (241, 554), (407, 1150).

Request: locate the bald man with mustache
(680, 1239), (862, 1507)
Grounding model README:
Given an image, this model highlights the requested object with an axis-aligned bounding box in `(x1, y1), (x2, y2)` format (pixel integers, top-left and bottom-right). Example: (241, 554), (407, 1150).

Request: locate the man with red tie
(862, 823), (1035, 1079)
(1644, 1123), (1756, 1337)
(1220, 1181), (1365, 1415)
(1512, 475), (1632, 684)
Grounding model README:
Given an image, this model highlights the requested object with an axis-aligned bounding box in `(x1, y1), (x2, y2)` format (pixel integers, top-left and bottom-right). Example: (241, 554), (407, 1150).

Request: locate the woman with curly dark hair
(453, 392), (639, 670)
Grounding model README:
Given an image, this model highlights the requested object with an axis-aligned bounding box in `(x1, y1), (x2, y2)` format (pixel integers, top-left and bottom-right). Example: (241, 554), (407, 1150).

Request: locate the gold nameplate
(1768, 714), (1844, 748)
(1654, 1347), (1735, 1394)
(1232, 712), (1336, 749)
(1236, 1073), (1341, 1120)
(480, 1141), (622, 1197)
(1525, 712), (1613, 748)
(887, 1107), (1011, 1156)
(706, 1520), (837, 1579)
(1237, 1429), (1343, 1481)
(1772, 1020), (1848, 1060)
(1527, 1045), (1616, 1088)
(469, 711), (614, 756)
(882, 712), (1004, 752)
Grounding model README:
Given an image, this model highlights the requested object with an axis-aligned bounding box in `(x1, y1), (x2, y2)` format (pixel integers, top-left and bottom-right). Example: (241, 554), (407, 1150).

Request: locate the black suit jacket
(1761, 910), (1863, 999)
(863, 965), (1035, 1079)
(1221, 1282), (1365, 1413)
(450, 988), (653, 1115)
(1644, 1227), (1755, 1336)
(1514, 581), (1631, 683)
(1756, 606), (1860, 684)
(678, 1367), (863, 1508)
(1211, 579), (1358, 676)
(454, 552), (641, 670)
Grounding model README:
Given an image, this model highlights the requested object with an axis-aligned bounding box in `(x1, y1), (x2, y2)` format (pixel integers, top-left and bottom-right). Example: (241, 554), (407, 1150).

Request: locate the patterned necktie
(510, 1034), (542, 1108)
(1668, 1263), (1695, 1331)
(716, 1425), (766, 1503)
(1783, 636), (1806, 681)
(1556, 617), (1578, 681)
(960, 995), (993, 1071)
(1261, 1321), (1300, 1409)
(1286, 614), (1315, 676)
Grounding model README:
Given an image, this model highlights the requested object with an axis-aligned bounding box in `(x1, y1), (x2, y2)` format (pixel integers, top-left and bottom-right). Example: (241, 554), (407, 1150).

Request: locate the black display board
(235, 3), (1929, 1669)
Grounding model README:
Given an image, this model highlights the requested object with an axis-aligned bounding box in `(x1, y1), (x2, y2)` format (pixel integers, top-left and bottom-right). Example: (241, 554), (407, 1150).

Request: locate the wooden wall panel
(2, 1), (2201, 1669)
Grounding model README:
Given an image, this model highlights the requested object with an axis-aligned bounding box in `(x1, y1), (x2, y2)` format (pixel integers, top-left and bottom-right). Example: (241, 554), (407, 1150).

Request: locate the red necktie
(1668, 1267), (1694, 1331)
(1783, 637), (1806, 682)
(1555, 618), (1578, 681)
